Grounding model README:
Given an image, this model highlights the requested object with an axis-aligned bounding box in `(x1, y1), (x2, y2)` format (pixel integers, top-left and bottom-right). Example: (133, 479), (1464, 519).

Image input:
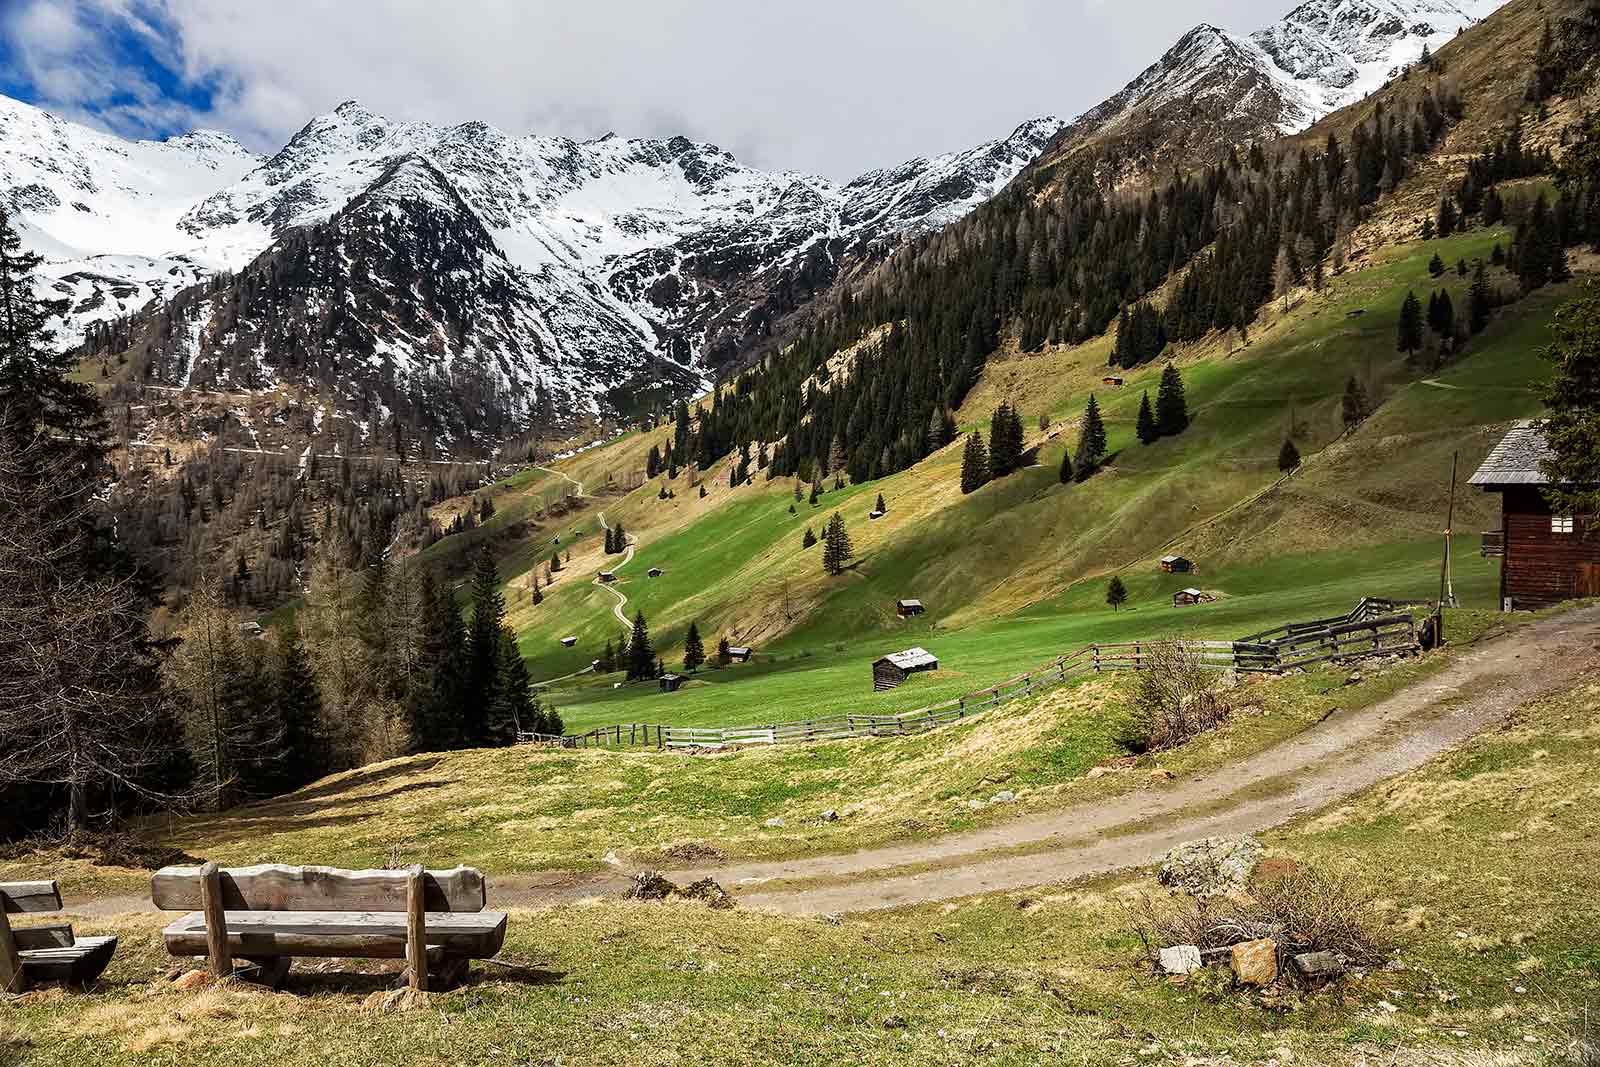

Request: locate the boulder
(818, 809), (839, 823)
(1231, 939), (1279, 986)
(1291, 951), (1345, 983)
(990, 790), (1016, 804)
(1158, 945), (1202, 975)
(170, 969), (212, 991)
(763, 817), (786, 829)
(1159, 835), (1264, 898)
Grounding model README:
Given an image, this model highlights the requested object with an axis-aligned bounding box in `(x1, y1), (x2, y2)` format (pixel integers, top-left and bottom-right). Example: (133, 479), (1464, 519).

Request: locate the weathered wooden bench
(0, 880), (118, 992)
(151, 862), (506, 990)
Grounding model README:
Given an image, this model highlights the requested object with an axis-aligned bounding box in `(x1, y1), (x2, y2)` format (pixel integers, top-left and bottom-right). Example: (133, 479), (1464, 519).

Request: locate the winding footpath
(531, 464), (636, 630)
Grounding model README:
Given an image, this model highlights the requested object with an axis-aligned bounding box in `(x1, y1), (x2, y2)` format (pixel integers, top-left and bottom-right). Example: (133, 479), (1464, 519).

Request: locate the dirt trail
(57, 606), (1600, 920)
(593, 512), (636, 628)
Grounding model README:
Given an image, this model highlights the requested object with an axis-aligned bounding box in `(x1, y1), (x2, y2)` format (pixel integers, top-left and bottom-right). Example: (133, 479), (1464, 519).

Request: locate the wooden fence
(516, 598), (1425, 751)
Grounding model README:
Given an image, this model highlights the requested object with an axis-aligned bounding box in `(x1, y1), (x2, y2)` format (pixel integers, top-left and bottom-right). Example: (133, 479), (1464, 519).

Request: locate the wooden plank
(0, 881), (63, 914)
(18, 936), (116, 986)
(152, 864), (487, 913)
(12, 923), (74, 950)
(405, 865), (427, 992)
(0, 895), (25, 994)
(161, 911), (507, 959)
(200, 862), (232, 977)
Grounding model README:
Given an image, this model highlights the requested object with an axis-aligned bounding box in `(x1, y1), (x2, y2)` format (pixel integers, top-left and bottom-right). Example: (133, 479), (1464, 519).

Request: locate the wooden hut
(598, 571), (616, 583)
(869, 510), (885, 520)
(1102, 375), (1124, 387)
(659, 673), (686, 692)
(726, 646), (752, 662)
(1470, 421), (1600, 609)
(895, 598), (925, 617)
(1159, 554), (1193, 573)
(560, 636), (578, 647)
(647, 567), (663, 578)
(873, 647), (939, 691)
(1172, 588), (1210, 607)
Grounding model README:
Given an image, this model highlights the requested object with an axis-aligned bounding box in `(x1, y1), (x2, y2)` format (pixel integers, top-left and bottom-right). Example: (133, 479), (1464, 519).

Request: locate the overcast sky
(1, 0), (1295, 180)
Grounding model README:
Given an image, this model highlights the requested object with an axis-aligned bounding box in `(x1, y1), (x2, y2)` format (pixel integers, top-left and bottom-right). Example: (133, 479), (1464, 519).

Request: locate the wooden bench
(0, 880), (118, 993)
(151, 862), (506, 990)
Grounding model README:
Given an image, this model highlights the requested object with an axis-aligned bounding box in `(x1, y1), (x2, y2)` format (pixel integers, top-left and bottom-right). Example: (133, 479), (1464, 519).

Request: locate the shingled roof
(1468, 421), (1558, 487)
(876, 647), (938, 671)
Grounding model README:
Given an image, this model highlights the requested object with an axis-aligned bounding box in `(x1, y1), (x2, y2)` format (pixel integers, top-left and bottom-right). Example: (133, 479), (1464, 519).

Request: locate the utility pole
(1435, 451), (1459, 644)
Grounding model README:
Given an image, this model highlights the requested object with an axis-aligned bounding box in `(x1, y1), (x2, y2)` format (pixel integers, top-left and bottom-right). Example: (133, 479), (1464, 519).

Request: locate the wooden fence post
(199, 861), (232, 978)
(1093, 644), (1101, 671)
(0, 892), (25, 994)
(405, 865), (428, 992)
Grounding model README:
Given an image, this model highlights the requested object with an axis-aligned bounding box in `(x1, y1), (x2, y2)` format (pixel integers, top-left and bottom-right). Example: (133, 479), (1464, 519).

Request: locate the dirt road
(61, 605), (1600, 919)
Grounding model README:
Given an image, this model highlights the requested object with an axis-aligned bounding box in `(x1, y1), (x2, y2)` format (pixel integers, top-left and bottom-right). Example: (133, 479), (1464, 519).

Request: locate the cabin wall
(1502, 487), (1600, 607)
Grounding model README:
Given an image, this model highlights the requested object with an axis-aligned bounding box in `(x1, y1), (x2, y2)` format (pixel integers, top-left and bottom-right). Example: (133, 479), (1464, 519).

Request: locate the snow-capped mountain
(1050, 0), (1505, 187)
(0, 91), (1061, 437)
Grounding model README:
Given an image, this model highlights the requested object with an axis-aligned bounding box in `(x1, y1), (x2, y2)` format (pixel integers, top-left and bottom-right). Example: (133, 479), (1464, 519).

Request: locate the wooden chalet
(869, 510), (885, 520)
(659, 673), (686, 692)
(1172, 587), (1210, 607)
(895, 598), (925, 617)
(598, 571), (617, 583)
(726, 646), (752, 662)
(1159, 554), (1193, 573)
(647, 567), (663, 578)
(560, 636), (577, 647)
(1470, 421), (1600, 609)
(1102, 375), (1124, 386)
(873, 647), (938, 691)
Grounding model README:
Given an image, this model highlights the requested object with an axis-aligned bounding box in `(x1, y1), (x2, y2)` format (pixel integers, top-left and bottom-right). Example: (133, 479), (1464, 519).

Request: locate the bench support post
(0, 898), (27, 994)
(199, 861), (233, 978)
(405, 865), (428, 992)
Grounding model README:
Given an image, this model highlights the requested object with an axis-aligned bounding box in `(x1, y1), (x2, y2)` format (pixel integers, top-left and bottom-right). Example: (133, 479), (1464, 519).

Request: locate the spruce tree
(683, 621), (705, 671)
(1278, 437), (1302, 472)
(821, 512), (854, 576)
(1428, 252), (1445, 278)
(1397, 290), (1424, 355)
(627, 611), (655, 681)
(1468, 261), (1493, 334)
(1074, 394), (1107, 477)
(271, 620), (327, 786)
(1538, 279), (1600, 521)
(1136, 390), (1158, 445)
(487, 625), (533, 744)
(411, 568), (468, 751)
(875, 492), (886, 513)
(466, 546), (504, 744)
(959, 431), (990, 494)
(1058, 448), (1074, 484)
(1155, 364), (1189, 436)
(1105, 576), (1128, 612)
(718, 636), (731, 666)
(1341, 376), (1370, 430)
(600, 638), (615, 673)
(802, 525), (817, 548)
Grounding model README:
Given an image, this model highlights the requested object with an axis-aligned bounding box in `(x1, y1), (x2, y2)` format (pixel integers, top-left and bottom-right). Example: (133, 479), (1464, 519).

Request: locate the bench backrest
(0, 881), (63, 914)
(150, 864), (486, 913)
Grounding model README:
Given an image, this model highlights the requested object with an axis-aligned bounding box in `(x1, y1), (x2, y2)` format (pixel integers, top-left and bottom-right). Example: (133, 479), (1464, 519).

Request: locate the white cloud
(7, 0), (1296, 177)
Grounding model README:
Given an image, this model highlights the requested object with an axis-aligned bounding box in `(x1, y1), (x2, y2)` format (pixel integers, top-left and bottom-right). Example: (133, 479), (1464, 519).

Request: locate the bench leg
(0, 905), (28, 995)
(433, 955), (469, 991)
(238, 956), (291, 989)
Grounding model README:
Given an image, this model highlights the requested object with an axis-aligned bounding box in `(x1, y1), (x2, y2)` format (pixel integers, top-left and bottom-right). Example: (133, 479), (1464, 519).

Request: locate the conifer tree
(531, 572), (543, 605)
(1155, 365), (1189, 436)
(1341, 376), (1370, 429)
(466, 546), (504, 744)
(821, 512), (853, 576)
(683, 621), (705, 671)
(1278, 437), (1302, 472)
(411, 568), (468, 752)
(1105, 576), (1128, 612)
(1538, 279), (1600, 520)
(718, 636), (731, 666)
(271, 620), (327, 786)
(1058, 447), (1074, 484)
(1468, 261), (1493, 334)
(550, 550), (560, 572)
(1074, 394), (1107, 478)
(809, 479), (821, 505)
(1436, 197), (1457, 238)
(1397, 290), (1425, 355)
(875, 492), (886, 513)
(600, 638), (615, 673)
(1136, 390), (1158, 445)
(960, 431), (990, 494)
(627, 611), (654, 681)
(487, 626), (533, 744)
(802, 525), (817, 548)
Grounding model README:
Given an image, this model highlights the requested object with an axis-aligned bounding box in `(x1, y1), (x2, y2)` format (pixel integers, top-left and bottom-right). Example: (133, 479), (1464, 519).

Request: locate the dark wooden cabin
(560, 636), (577, 647)
(726, 646), (752, 662)
(647, 567), (663, 578)
(1470, 421), (1599, 609)
(873, 647), (939, 691)
(1102, 375), (1124, 387)
(659, 673), (686, 692)
(896, 598), (925, 617)
(1159, 554), (1193, 573)
(598, 571), (616, 583)
(1172, 588), (1210, 607)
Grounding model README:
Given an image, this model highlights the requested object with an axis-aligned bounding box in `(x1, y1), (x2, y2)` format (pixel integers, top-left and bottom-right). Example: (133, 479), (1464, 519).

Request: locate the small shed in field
(1470, 420), (1600, 609)
(873, 647), (939, 691)
(1159, 554), (1193, 573)
(560, 636), (577, 647)
(869, 510), (885, 520)
(896, 598), (925, 617)
(1102, 375), (1124, 387)
(647, 567), (663, 578)
(598, 571), (617, 583)
(726, 646), (752, 662)
(659, 673), (686, 692)
(1172, 588), (1211, 608)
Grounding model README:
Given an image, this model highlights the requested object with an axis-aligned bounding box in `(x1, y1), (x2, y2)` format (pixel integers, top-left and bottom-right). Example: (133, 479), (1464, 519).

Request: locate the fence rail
(517, 598), (1426, 751)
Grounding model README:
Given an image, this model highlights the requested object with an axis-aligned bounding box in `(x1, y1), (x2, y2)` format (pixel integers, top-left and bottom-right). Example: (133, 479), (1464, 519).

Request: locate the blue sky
(0, 0), (1297, 178)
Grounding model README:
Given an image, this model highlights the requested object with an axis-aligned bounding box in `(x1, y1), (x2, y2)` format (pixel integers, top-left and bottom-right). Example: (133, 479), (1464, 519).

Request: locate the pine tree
(411, 568), (468, 752)
(875, 492), (886, 513)
(1105, 576), (1128, 612)
(1341, 376), (1370, 429)
(959, 431), (990, 494)
(1074, 394), (1108, 477)
(600, 638), (615, 673)
(1136, 390), (1158, 445)
(550, 550), (561, 572)
(487, 626), (533, 744)
(1058, 447), (1074, 484)
(627, 611), (655, 681)
(465, 546), (504, 744)
(718, 636), (731, 666)
(821, 512), (854, 576)
(683, 621), (705, 671)
(271, 621), (327, 787)
(531, 572), (543, 605)
(1155, 365), (1189, 437)
(1468, 261), (1493, 334)
(1278, 437), (1302, 472)
(809, 479), (821, 505)
(1397, 290), (1424, 355)
(1436, 197), (1457, 239)
(1538, 278), (1600, 521)
(802, 525), (817, 548)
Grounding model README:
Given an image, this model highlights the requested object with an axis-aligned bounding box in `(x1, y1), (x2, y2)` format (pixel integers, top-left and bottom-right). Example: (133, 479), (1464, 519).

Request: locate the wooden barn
(598, 571), (616, 583)
(873, 647), (939, 691)
(869, 510), (885, 520)
(1470, 421), (1600, 609)
(1159, 554), (1193, 573)
(560, 636), (578, 647)
(1102, 375), (1124, 387)
(726, 646), (752, 663)
(896, 598), (925, 617)
(659, 673), (686, 692)
(647, 567), (663, 578)
(1172, 588), (1211, 607)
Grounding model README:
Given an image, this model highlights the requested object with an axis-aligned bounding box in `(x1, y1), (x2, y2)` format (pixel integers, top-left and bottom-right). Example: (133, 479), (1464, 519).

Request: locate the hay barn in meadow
(873, 647), (938, 691)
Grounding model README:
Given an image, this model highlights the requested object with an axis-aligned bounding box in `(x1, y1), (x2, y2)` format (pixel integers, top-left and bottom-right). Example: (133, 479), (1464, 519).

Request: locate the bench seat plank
(161, 910), (507, 960)
(0, 881), (64, 914)
(19, 936), (117, 984)
(13, 923), (74, 950)
(152, 865), (485, 913)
